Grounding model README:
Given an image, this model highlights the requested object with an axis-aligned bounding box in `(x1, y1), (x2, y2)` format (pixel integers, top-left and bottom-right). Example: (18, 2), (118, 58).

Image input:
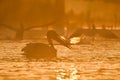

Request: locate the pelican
(22, 30), (71, 59)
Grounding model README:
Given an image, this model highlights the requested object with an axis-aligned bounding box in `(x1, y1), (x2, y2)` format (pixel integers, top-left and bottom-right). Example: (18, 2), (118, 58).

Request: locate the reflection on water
(0, 40), (119, 80)
(56, 65), (80, 80)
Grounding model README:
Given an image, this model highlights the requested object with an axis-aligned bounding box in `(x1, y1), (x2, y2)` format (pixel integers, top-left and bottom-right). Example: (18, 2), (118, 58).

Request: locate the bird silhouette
(22, 30), (71, 59)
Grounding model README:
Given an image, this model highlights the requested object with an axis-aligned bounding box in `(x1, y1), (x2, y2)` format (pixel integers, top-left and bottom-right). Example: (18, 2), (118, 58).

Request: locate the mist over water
(0, 0), (120, 80)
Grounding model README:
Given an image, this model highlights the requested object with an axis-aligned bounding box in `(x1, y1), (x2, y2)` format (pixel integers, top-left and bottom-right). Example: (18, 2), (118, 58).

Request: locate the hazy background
(0, 0), (120, 26)
(0, 0), (120, 39)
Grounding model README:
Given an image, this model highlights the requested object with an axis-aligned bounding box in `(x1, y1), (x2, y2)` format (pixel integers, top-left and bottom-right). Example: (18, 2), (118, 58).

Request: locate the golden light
(70, 37), (80, 44)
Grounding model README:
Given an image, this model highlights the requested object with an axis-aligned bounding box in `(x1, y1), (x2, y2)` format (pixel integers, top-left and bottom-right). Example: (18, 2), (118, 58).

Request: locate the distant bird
(22, 30), (71, 59)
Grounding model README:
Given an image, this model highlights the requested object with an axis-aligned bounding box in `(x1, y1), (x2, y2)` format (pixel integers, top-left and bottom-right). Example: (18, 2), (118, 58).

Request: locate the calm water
(0, 40), (119, 80)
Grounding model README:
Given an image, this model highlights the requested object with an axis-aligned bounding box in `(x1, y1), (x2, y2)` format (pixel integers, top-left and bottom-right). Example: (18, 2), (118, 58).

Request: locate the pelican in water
(22, 30), (71, 59)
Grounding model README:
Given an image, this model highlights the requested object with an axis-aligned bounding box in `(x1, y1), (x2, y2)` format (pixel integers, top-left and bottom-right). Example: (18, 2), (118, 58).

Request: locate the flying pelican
(22, 30), (71, 59)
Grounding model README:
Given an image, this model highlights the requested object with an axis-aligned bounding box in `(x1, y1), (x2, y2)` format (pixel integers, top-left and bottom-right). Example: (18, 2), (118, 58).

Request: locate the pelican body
(22, 30), (70, 59)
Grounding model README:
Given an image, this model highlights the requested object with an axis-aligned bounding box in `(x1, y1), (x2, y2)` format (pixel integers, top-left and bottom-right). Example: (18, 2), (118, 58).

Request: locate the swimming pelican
(22, 30), (71, 59)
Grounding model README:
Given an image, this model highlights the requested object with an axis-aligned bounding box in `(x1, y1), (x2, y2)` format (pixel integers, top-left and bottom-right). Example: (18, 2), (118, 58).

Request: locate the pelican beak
(56, 36), (71, 49)
(47, 30), (71, 49)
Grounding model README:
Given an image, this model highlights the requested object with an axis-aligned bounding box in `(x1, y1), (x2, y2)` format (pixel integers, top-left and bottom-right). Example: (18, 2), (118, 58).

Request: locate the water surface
(0, 40), (119, 80)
